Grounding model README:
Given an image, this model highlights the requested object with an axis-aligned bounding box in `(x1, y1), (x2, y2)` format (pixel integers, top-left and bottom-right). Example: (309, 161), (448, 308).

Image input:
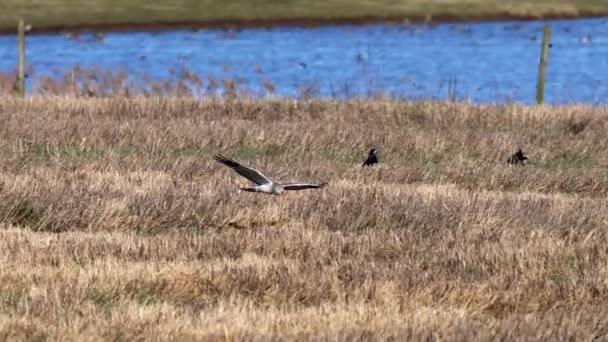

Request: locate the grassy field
(0, 97), (608, 339)
(1, 0), (608, 32)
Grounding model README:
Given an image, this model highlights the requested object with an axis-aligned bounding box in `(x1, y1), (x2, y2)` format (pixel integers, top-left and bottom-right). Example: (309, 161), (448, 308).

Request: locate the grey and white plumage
(213, 154), (327, 195)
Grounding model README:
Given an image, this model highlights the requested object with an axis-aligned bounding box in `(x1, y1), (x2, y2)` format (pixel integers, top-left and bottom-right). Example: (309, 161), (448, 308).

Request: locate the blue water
(1, 17), (607, 104)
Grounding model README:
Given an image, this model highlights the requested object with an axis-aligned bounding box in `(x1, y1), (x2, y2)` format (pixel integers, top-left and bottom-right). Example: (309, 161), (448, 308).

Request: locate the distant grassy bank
(1, 0), (608, 33)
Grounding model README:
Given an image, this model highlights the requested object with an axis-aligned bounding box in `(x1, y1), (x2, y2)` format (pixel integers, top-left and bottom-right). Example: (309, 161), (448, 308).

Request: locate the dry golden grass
(0, 97), (608, 340)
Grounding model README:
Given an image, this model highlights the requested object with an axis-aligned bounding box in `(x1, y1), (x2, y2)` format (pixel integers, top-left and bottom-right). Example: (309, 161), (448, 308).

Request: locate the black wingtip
(212, 153), (226, 163)
(213, 154), (240, 168)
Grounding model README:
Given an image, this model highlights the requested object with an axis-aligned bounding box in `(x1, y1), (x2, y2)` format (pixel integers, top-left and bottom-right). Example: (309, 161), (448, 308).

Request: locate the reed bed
(0, 97), (607, 340)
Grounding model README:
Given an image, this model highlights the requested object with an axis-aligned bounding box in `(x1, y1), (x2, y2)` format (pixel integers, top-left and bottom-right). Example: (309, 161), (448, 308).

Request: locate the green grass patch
(0, 290), (22, 310)
(7, 199), (46, 230)
(537, 152), (596, 170)
(135, 288), (161, 306)
(170, 145), (207, 158)
(56, 144), (105, 160)
(14, 143), (105, 163)
(232, 144), (259, 161)
(115, 144), (140, 159)
(86, 288), (120, 312)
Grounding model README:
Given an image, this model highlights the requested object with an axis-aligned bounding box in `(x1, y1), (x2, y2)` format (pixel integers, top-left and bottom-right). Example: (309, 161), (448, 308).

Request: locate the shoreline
(1, 12), (606, 35)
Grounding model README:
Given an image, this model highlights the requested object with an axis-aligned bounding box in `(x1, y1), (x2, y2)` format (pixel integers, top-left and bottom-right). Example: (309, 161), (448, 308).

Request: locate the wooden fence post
(17, 19), (26, 97)
(536, 25), (551, 104)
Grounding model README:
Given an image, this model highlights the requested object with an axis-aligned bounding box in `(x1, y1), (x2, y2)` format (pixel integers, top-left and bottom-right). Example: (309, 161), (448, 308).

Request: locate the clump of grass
(5, 199), (46, 230)
(86, 288), (120, 312)
(563, 114), (592, 136)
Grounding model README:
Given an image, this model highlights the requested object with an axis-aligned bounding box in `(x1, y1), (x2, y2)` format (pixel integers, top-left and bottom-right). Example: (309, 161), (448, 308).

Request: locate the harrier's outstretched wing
(213, 154), (271, 185)
(282, 182), (327, 191)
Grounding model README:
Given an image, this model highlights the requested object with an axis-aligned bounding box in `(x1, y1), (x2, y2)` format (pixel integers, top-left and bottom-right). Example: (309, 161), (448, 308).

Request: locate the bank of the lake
(2, 0), (608, 33)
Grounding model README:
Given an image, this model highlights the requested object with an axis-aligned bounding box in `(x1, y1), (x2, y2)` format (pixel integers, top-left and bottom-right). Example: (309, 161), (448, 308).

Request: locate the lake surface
(0, 17), (607, 104)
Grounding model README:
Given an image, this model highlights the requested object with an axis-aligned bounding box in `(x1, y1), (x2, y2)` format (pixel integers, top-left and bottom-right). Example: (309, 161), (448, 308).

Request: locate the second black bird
(362, 148), (379, 167)
(507, 149), (528, 165)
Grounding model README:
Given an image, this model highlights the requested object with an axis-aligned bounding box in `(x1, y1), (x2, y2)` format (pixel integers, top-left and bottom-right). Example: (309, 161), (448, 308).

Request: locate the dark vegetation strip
(1, 3), (608, 34)
(1, 13), (606, 35)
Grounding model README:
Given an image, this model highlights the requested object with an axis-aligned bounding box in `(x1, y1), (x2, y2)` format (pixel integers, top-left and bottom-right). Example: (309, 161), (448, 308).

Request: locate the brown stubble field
(0, 97), (608, 340)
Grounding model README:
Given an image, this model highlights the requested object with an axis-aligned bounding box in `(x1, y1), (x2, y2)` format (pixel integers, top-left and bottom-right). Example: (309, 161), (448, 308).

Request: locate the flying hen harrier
(213, 154), (327, 195)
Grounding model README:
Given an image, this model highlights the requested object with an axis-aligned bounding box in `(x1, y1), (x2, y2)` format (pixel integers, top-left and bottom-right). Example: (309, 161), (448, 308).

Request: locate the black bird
(507, 149), (528, 165)
(362, 148), (379, 167)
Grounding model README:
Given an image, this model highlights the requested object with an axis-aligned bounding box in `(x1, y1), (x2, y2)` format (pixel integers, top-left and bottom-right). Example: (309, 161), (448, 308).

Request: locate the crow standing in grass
(362, 148), (379, 167)
(507, 149), (528, 165)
